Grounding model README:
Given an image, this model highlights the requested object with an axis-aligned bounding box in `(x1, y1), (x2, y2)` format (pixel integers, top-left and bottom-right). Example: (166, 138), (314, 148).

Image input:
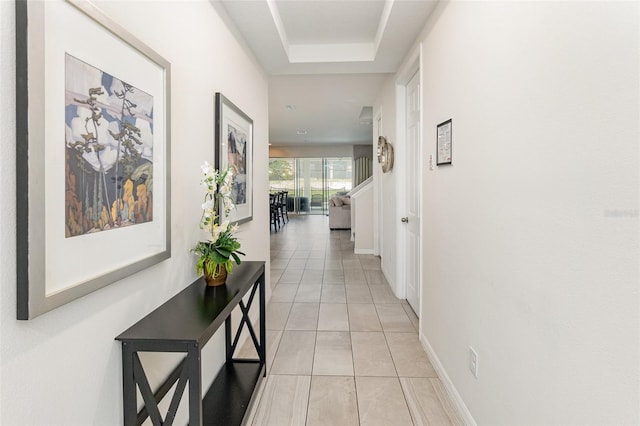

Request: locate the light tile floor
(242, 215), (462, 426)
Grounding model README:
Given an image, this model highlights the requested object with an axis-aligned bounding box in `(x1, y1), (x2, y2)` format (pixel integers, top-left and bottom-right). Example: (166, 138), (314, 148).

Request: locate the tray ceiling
(212, 0), (437, 145)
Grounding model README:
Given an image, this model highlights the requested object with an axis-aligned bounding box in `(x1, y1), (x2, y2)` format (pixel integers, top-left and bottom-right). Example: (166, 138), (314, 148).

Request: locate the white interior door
(404, 71), (421, 314)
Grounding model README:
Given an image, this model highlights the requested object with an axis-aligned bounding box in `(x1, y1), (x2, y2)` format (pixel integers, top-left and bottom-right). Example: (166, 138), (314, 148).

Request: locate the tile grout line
(378, 306), (403, 379)
(268, 216), (408, 425)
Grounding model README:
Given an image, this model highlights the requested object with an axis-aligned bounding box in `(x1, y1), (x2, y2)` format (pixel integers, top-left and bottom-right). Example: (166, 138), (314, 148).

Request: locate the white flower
(219, 183), (231, 196)
(197, 163), (239, 243)
(201, 199), (214, 211)
(201, 161), (213, 175)
(210, 223), (221, 242)
(224, 171), (233, 185)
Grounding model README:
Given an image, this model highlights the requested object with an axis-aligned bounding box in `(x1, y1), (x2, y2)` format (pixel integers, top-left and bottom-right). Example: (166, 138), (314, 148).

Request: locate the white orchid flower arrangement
(192, 162), (244, 280)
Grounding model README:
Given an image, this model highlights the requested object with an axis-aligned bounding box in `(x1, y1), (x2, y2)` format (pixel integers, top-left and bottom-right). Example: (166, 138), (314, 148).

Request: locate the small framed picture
(436, 119), (452, 166)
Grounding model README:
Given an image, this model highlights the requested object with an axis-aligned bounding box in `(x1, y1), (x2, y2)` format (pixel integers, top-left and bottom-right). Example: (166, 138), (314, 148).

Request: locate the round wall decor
(380, 138), (394, 173)
(377, 136), (386, 163)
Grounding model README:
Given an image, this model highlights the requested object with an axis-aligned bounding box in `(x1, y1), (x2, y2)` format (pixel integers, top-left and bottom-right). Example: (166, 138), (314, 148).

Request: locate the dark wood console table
(116, 261), (266, 426)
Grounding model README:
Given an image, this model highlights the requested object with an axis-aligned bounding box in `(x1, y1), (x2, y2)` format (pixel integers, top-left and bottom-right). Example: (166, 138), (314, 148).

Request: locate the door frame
(395, 44), (423, 320)
(373, 112), (382, 257)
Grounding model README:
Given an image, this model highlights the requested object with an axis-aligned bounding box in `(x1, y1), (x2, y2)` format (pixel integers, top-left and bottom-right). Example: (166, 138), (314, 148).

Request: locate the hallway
(243, 215), (462, 425)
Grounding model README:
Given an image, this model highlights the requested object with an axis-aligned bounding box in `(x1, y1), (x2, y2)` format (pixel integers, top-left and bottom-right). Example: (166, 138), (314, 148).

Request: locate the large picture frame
(16, 0), (171, 320)
(215, 93), (253, 225)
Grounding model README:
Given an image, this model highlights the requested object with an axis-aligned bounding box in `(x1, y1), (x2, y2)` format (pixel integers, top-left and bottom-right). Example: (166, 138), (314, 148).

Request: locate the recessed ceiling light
(296, 130), (307, 135)
(285, 105), (295, 110)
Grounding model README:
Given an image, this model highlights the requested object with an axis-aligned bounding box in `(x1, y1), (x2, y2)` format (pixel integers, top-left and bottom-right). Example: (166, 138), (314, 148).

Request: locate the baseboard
(354, 248), (374, 255)
(380, 264), (395, 294)
(419, 333), (477, 426)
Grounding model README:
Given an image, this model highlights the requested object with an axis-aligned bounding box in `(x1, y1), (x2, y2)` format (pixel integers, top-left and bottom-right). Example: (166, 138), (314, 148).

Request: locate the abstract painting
(227, 124), (247, 205)
(65, 54), (154, 237)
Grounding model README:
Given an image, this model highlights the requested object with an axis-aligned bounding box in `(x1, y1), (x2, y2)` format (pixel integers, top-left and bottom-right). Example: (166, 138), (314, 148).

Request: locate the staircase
(347, 177), (374, 254)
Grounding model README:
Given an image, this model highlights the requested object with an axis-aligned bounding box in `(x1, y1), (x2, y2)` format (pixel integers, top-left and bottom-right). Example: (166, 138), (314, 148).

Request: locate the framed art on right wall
(436, 119), (452, 166)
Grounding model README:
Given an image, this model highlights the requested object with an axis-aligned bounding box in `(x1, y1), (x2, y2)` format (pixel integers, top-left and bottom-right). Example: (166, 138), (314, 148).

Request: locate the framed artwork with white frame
(16, 0), (171, 319)
(215, 93), (253, 225)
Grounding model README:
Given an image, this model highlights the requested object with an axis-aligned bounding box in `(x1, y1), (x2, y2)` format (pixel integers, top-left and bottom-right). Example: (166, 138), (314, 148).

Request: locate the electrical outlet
(469, 347), (478, 378)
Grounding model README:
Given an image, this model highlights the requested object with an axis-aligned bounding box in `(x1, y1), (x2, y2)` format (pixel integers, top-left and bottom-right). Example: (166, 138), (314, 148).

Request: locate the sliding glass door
(269, 157), (352, 215)
(325, 157), (352, 199)
(296, 158), (323, 215)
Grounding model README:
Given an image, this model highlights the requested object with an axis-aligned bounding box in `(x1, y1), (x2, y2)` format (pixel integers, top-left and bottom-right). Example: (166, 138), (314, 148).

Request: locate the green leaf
(210, 251), (227, 263)
(215, 248), (232, 258)
(195, 257), (205, 274)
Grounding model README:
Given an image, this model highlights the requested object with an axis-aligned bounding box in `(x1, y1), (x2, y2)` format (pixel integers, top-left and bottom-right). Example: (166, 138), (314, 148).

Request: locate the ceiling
(212, 0), (437, 146)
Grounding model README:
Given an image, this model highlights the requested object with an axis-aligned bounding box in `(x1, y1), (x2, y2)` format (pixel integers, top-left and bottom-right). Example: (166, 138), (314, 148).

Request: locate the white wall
(0, 2), (12, 423)
(351, 182), (374, 254)
(391, 1), (638, 424)
(270, 143), (353, 158)
(0, 1), (269, 424)
(373, 76), (398, 292)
